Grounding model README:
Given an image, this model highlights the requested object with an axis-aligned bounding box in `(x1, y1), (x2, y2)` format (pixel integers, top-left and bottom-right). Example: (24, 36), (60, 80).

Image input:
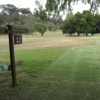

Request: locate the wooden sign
(14, 35), (22, 44)
(5, 26), (24, 45)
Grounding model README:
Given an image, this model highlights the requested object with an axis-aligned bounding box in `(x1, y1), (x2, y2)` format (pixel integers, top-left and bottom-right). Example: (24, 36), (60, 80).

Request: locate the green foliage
(34, 23), (46, 36)
(34, 9), (47, 22)
(0, 4), (32, 34)
(82, 10), (96, 34)
(48, 25), (52, 31)
(61, 10), (100, 36)
(60, 17), (76, 35)
(74, 12), (85, 34)
(47, 15), (63, 31)
(0, 25), (7, 35)
(48, 24), (58, 31)
(94, 14), (100, 33)
(0, 3), (62, 35)
(34, 1), (47, 22)
(45, 0), (100, 14)
(0, 14), (5, 25)
(19, 8), (31, 16)
(13, 25), (29, 33)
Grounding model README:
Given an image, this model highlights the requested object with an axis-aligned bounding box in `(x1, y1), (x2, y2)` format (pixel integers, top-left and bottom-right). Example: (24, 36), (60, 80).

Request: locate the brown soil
(15, 36), (96, 49)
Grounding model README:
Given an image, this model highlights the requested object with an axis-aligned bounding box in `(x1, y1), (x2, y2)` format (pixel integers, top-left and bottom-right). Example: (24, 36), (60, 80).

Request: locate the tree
(46, 15), (63, 31)
(34, 24), (46, 36)
(0, 14), (5, 25)
(24, 14), (36, 34)
(74, 12), (85, 36)
(0, 4), (17, 15)
(74, 11), (95, 36)
(0, 4), (21, 24)
(0, 4), (33, 25)
(61, 10), (97, 36)
(82, 10), (96, 36)
(60, 17), (76, 36)
(0, 25), (7, 35)
(65, 11), (74, 20)
(94, 14), (100, 34)
(34, 0), (47, 22)
(45, 0), (100, 14)
(19, 8), (31, 16)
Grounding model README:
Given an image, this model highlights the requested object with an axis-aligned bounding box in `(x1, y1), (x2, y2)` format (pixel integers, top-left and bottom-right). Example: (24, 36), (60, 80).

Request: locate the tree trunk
(92, 33), (94, 36)
(41, 33), (43, 36)
(77, 33), (80, 36)
(86, 33), (88, 36)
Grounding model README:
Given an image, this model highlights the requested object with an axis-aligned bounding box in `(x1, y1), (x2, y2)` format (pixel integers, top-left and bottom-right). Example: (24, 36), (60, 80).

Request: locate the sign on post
(6, 25), (24, 87)
(14, 34), (22, 44)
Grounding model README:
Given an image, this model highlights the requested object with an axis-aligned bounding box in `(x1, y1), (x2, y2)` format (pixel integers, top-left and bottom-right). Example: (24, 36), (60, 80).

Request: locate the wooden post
(7, 25), (17, 87)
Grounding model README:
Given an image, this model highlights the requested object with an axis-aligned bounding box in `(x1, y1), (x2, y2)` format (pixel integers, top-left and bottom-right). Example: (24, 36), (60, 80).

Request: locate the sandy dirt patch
(15, 36), (96, 49)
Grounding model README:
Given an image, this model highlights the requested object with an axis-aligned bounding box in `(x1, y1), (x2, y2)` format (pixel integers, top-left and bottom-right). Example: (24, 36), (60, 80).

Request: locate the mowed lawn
(0, 31), (100, 100)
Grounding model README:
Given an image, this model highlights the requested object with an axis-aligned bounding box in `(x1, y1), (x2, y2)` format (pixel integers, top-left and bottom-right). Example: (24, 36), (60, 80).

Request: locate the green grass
(0, 33), (100, 100)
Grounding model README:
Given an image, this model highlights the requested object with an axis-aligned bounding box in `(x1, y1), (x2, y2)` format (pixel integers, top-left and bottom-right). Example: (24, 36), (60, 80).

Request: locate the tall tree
(0, 4), (18, 15)
(74, 12), (86, 36)
(61, 16), (76, 36)
(94, 14), (100, 34)
(61, 10), (97, 36)
(0, 14), (5, 25)
(45, 0), (100, 14)
(24, 14), (36, 34)
(34, 0), (47, 21)
(82, 10), (96, 36)
(0, 4), (20, 23)
(65, 11), (73, 20)
(19, 8), (31, 16)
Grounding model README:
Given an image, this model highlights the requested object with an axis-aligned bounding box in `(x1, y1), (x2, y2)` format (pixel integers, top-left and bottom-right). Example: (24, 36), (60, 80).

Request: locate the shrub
(34, 24), (46, 36)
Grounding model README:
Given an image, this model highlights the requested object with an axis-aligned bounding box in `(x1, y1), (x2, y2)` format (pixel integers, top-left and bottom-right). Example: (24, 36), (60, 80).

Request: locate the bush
(34, 24), (46, 36)
(0, 25), (7, 35)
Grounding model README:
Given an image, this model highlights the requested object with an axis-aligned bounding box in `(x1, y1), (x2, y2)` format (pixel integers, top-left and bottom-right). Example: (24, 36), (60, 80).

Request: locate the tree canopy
(60, 10), (100, 36)
(0, 4), (62, 35)
(45, 0), (100, 14)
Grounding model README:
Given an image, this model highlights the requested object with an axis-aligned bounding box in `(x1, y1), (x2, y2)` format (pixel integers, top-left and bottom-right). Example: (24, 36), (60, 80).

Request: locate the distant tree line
(60, 10), (100, 36)
(0, 4), (63, 35)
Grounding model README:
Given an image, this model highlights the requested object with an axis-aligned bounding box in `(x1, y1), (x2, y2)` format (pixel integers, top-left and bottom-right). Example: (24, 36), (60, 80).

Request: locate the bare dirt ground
(0, 31), (97, 50)
(21, 37), (95, 49)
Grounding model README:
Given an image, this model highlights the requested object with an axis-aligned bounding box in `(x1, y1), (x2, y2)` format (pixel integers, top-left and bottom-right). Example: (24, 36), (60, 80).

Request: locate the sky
(0, 0), (90, 13)
(0, 0), (38, 12)
(1, 0), (98, 20)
